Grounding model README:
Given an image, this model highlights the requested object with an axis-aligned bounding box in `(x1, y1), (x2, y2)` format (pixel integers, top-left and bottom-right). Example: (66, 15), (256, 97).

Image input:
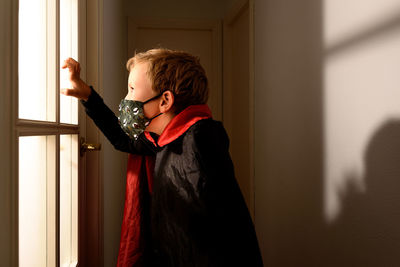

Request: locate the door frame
(1, 0), (16, 265)
(82, 0), (104, 266)
(223, 0), (255, 219)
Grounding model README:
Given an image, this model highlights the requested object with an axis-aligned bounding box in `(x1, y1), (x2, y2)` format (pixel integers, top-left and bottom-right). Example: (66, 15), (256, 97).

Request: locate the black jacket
(81, 88), (263, 267)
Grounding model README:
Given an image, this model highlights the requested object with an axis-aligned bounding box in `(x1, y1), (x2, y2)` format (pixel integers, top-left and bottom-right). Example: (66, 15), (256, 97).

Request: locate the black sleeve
(80, 86), (158, 156)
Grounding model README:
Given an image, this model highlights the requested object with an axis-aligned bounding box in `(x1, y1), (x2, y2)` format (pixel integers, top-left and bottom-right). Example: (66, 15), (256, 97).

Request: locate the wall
(102, 0), (128, 265)
(255, 0), (400, 266)
(254, 0), (324, 265)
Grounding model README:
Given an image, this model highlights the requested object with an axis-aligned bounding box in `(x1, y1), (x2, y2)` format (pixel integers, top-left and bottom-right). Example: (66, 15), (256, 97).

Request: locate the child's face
(125, 62), (155, 102)
(125, 62), (161, 130)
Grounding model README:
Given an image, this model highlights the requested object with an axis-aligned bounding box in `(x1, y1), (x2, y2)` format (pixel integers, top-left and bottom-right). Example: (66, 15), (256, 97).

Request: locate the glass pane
(19, 135), (56, 267)
(60, 0), (78, 125)
(60, 135), (78, 267)
(19, 0), (56, 122)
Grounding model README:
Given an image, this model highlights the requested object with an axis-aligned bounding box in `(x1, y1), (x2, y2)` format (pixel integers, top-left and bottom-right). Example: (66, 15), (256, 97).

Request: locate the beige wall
(254, 0), (324, 265)
(255, 0), (400, 266)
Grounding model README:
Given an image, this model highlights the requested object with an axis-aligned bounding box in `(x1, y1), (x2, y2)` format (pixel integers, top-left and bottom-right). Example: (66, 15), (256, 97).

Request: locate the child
(62, 49), (263, 267)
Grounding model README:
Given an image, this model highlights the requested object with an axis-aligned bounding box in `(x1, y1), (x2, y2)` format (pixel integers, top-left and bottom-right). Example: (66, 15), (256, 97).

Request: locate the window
(18, 0), (80, 266)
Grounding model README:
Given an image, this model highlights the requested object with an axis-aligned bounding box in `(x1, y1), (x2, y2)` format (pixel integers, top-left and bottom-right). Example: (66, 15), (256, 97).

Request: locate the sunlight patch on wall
(323, 0), (400, 223)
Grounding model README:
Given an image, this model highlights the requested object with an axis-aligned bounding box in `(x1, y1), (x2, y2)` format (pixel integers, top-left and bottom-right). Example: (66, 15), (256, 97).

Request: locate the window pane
(19, 136), (56, 267)
(60, 135), (78, 267)
(19, 0), (56, 122)
(60, 0), (78, 125)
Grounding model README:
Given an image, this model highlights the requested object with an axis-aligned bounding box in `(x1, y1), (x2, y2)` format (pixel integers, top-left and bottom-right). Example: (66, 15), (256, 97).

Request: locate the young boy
(62, 49), (263, 267)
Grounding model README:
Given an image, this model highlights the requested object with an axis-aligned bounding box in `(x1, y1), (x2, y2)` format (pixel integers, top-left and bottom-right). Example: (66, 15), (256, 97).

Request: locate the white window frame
(1, 0), (104, 265)
(2, 0), (94, 266)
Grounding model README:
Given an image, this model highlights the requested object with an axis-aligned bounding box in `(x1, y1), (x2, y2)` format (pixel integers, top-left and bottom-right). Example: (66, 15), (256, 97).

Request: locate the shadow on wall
(324, 120), (400, 266)
(320, 7), (400, 266)
(255, 1), (400, 266)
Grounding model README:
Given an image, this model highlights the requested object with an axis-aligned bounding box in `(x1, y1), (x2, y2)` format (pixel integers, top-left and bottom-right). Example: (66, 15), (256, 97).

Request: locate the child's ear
(159, 90), (174, 113)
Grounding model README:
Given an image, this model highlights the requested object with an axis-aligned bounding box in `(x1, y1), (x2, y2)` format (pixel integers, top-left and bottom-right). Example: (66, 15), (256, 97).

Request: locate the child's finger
(62, 57), (78, 70)
(61, 88), (77, 98)
(62, 59), (72, 70)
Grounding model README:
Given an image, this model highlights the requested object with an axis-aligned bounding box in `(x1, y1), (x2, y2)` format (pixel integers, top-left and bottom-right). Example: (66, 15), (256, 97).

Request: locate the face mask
(118, 94), (162, 140)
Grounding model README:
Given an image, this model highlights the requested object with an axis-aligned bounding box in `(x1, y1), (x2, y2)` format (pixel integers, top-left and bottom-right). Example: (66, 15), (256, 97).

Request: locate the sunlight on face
(125, 62), (155, 102)
(124, 62), (162, 132)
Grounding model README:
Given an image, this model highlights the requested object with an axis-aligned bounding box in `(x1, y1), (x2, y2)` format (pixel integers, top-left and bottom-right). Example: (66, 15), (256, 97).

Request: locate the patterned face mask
(118, 94), (162, 140)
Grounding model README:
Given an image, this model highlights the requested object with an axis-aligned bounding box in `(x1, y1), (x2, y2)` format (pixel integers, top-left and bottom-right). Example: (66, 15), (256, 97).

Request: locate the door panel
(17, 1), (82, 266)
(18, 135), (56, 267)
(18, 0), (56, 122)
(60, 134), (79, 267)
(60, 0), (79, 125)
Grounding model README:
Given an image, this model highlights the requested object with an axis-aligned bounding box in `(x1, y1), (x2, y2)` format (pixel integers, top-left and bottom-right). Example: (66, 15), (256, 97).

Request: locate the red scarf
(117, 105), (212, 266)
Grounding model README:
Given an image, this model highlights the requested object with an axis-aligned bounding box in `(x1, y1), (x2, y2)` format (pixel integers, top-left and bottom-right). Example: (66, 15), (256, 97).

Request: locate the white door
(127, 18), (223, 121)
(15, 0), (87, 266)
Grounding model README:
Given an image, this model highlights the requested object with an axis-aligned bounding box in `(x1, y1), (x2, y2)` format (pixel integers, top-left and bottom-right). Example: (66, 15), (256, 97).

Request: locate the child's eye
(130, 86), (134, 91)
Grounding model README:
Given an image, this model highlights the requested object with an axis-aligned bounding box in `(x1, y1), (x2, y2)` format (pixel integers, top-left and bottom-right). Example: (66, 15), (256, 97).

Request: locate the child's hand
(61, 58), (91, 101)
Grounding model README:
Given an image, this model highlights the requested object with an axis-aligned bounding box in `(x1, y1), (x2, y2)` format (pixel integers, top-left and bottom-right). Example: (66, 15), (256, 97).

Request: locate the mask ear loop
(143, 93), (162, 105)
(144, 112), (163, 126)
(143, 89), (172, 105)
(143, 92), (166, 126)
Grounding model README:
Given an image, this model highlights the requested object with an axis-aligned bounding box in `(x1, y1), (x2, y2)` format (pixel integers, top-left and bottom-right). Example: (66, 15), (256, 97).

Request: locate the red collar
(144, 104), (212, 147)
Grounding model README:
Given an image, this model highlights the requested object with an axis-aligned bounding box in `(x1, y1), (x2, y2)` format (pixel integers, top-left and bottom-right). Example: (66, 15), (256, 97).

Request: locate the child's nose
(125, 91), (134, 100)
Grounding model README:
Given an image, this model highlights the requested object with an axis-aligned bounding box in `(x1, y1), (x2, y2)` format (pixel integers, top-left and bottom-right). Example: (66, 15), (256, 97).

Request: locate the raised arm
(61, 58), (157, 155)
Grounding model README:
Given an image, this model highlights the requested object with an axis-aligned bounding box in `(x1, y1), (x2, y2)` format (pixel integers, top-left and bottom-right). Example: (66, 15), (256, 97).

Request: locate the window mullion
(56, 0), (61, 125)
(16, 119), (79, 136)
(56, 2), (61, 266)
(56, 133), (61, 267)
